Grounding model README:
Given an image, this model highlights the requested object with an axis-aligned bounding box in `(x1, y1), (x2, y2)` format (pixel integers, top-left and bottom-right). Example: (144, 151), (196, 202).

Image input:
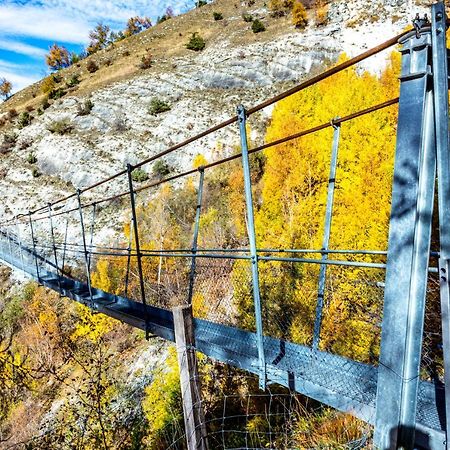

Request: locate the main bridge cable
(13, 96), (399, 226)
(3, 30), (408, 225)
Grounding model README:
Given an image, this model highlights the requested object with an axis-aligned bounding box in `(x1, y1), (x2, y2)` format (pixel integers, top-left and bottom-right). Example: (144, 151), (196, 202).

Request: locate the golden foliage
(70, 303), (115, 343)
(193, 153), (208, 169)
(45, 43), (71, 71)
(0, 78), (12, 99)
(292, 1), (308, 28)
(142, 347), (182, 446)
(247, 53), (401, 361)
(40, 76), (56, 95)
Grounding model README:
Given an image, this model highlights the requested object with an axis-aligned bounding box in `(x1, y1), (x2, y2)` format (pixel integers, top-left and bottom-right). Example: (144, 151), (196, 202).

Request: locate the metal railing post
(48, 203), (62, 292)
(312, 120), (340, 350)
(187, 168), (205, 305)
(88, 203), (97, 273)
(127, 164), (149, 337)
(374, 27), (435, 448)
(77, 190), (94, 307)
(61, 217), (69, 275)
(431, 3), (450, 446)
(15, 218), (25, 273)
(124, 217), (133, 298)
(28, 212), (40, 281)
(237, 104), (266, 390)
(6, 226), (12, 262)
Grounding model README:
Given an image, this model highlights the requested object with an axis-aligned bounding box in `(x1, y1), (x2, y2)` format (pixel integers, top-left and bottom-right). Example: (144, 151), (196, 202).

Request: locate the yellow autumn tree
(234, 53), (400, 362)
(292, 1), (308, 28)
(45, 43), (71, 71)
(0, 78), (12, 100)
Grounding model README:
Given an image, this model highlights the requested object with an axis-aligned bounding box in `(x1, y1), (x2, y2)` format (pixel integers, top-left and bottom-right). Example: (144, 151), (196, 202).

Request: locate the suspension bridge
(1, 3), (449, 449)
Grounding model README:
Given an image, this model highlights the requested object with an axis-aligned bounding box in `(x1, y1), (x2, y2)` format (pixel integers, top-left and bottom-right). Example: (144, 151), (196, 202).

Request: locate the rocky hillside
(0, 0), (428, 226)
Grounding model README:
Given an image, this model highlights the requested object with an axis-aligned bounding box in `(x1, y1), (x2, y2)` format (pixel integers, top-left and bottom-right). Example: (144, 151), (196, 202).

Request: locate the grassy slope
(0, 0), (297, 117)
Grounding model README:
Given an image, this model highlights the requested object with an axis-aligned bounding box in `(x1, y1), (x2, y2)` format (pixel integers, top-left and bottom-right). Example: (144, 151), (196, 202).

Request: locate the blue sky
(0, 0), (198, 94)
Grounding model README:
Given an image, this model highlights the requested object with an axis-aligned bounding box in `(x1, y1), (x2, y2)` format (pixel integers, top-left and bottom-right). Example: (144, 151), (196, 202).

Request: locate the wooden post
(173, 305), (208, 450)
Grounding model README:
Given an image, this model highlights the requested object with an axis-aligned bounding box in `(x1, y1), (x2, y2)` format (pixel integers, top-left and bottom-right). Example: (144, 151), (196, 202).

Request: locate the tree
(244, 53), (401, 361)
(269, 0), (294, 17)
(292, 1), (308, 28)
(124, 16), (152, 37)
(45, 44), (71, 71)
(87, 23), (111, 54)
(0, 78), (12, 100)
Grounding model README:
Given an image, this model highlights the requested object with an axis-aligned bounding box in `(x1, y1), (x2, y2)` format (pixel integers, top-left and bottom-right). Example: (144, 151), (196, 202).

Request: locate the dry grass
(0, 0), (304, 116)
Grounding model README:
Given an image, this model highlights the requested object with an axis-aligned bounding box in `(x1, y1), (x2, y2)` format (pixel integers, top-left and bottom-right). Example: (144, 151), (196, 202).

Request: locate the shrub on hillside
(0, 132), (17, 154)
(7, 109), (18, 120)
(213, 12), (223, 20)
(19, 138), (32, 150)
(186, 33), (205, 51)
(131, 168), (149, 183)
(66, 73), (81, 88)
(139, 50), (153, 69)
(242, 13), (254, 22)
(315, 5), (328, 26)
(18, 112), (32, 129)
(41, 97), (50, 110)
(31, 167), (41, 178)
(47, 119), (73, 135)
(48, 88), (67, 100)
(292, 1), (308, 28)
(269, 0), (294, 16)
(77, 99), (94, 116)
(86, 60), (99, 73)
(152, 160), (172, 179)
(112, 114), (128, 133)
(196, 0), (207, 6)
(148, 98), (171, 116)
(252, 19), (266, 33)
(27, 152), (37, 164)
(41, 76), (56, 95)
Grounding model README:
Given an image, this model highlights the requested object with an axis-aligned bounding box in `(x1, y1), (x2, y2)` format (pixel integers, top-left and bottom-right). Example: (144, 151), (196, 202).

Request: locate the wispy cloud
(0, 39), (47, 58)
(0, 60), (41, 92)
(0, 1), (196, 43)
(0, 3), (91, 43)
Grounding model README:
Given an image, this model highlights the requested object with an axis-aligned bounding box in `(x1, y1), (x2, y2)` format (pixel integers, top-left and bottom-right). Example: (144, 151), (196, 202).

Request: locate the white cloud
(0, 1), (196, 44)
(0, 60), (43, 92)
(0, 4), (91, 43)
(0, 39), (46, 58)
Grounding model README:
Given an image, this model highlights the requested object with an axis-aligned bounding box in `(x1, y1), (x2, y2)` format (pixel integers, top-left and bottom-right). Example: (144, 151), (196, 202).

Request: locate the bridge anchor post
(173, 304), (208, 450)
(374, 23), (437, 449)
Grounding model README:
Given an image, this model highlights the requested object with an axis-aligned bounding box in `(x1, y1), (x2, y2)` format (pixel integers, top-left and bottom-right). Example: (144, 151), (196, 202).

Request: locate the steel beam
(77, 190), (94, 307)
(237, 104), (266, 390)
(187, 168), (205, 305)
(126, 164), (149, 336)
(375, 29), (436, 449)
(431, 3), (450, 447)
(313, 120), (340, 350)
